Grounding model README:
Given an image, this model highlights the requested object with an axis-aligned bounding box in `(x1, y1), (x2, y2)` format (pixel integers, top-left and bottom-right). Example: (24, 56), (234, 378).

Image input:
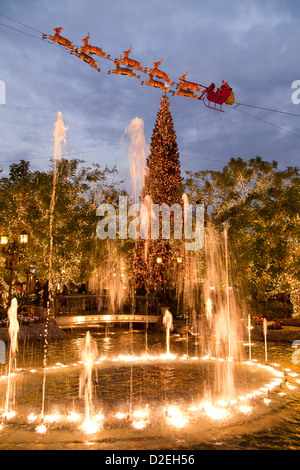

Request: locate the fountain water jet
(41, 111), (68, 422)
(163, 309), (173, 356)
(79, 331), (99, 431)
(247, 314), (253, 361)
(206, 298), (212, 329)
(48, 111), (68, 296)
(224, 224), (231, 358)
(3, 298), (19, 419)
(203, 224), (245, 400)
(124, 117), (147, 204)
(263, 318), (268, 363)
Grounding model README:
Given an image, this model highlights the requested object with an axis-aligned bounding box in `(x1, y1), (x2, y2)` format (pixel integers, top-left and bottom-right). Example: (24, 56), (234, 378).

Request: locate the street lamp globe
(0, 235), (8, 245)
(19, 232), (28, 244)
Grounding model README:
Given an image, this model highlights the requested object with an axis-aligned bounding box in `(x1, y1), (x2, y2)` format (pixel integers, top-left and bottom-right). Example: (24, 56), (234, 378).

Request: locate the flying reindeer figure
(145, 59), (173, 85)
(79, 33), (110, 58)
(115, 47), (145, 72)
(108, 61), (140, 78)
(177, 70), (204, 93)
(172, 88), (200, 99)
(43, 27), (76, 52)
(141, 74), (171, 92)
(72, 50), (101, 72)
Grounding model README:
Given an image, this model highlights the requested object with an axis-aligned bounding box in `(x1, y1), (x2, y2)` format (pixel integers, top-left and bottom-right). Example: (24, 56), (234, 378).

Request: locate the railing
(53, 294), (160, 317)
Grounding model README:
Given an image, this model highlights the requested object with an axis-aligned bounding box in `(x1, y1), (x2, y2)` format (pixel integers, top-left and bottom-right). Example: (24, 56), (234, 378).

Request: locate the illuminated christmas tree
(133, 93), (184, 303)
(144, 92), (183, 205)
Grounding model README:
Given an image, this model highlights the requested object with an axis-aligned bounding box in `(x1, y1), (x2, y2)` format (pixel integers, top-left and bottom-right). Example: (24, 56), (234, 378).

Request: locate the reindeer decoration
(173, 87), (200, 99)
(108, 61), (140, 78)
(43, 27), (75, 52)
(43, 26), (235, 112)
(145, 59), (173, 85)
(72, 50), (100, 72)
(177, 70), (204, 93)
(141, 74), (171, 92)
(115, 47), (145, 72)
(79, 33), (110, 58)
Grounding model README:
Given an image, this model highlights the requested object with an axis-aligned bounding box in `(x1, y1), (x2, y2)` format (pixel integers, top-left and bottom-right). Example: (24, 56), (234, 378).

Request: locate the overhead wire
(0, 13), (43, 34)
(217, 112), (236, 158)
(1, 147), (228, 166)
(0, 21), (43, 41)
(233, 102), (300, 118)
(231, 106), (300, 139)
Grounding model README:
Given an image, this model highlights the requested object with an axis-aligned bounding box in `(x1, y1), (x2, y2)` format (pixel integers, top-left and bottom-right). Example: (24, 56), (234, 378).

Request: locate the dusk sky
(1, 0), (300, 186)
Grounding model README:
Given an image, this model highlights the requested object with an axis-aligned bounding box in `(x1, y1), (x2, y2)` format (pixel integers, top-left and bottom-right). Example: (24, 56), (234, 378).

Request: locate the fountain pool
(0, 328), (299, 450)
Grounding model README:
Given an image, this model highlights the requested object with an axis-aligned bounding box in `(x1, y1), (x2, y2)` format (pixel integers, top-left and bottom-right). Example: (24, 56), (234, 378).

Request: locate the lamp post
(1, 231), (28, 307)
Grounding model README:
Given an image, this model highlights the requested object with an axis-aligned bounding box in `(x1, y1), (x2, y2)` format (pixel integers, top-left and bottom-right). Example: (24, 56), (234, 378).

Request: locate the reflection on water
(0, 327), (299, 450)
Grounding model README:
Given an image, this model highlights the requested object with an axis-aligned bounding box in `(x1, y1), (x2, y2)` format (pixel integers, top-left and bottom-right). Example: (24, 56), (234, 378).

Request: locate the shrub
(249, 299), (293, 320)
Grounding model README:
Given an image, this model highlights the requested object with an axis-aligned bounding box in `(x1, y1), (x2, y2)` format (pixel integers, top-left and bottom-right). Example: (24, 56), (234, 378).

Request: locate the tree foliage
(0, 158), (125, 301)
(185, 156), (300, 299)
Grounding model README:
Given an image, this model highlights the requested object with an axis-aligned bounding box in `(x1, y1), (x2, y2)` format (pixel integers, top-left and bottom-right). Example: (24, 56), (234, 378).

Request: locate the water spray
(263, 318), (268, 363)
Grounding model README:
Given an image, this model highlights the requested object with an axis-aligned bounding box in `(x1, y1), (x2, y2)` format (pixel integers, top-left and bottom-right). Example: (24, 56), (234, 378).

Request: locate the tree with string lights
(144, 92), (183, 206)
(133, 93), (185, 304)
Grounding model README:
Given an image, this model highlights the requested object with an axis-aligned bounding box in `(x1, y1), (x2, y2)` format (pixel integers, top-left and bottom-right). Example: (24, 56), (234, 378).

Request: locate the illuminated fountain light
(286, 383), (296, 391)
(67, 411), (81, 422)
(117, 406), (150, 430)
(158, 353), (177, 361)
(94, 412), (105, 422)
(198, 400), (229, 420)
(132, 419), (147, 429)
(27, 413), (38, 423)
(80, 419), (100, 435)
(239, 405), (252, 415)
(2, 410), (16, 420)
(165, 405), (189, 429)
(115, 412), (128, 420)
(132, 407), (149, 420)
(131, 407), (149, 430)
(36, 424), (47, 434)
(217, 400), (228, 407)
(206, 406), (229, 421)
(44, 413), (61, 424)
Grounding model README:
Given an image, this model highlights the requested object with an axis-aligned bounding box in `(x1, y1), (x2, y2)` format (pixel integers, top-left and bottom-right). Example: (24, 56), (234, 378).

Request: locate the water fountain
(263, 317), (268, 363)
(124, 116), (147, 204)
(79, 331), (102, 433)
(41, 111), (68, 424)
(0, 114), (299, 450)
(163, 309), (173, 356)
(3, 298), (19, 420)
